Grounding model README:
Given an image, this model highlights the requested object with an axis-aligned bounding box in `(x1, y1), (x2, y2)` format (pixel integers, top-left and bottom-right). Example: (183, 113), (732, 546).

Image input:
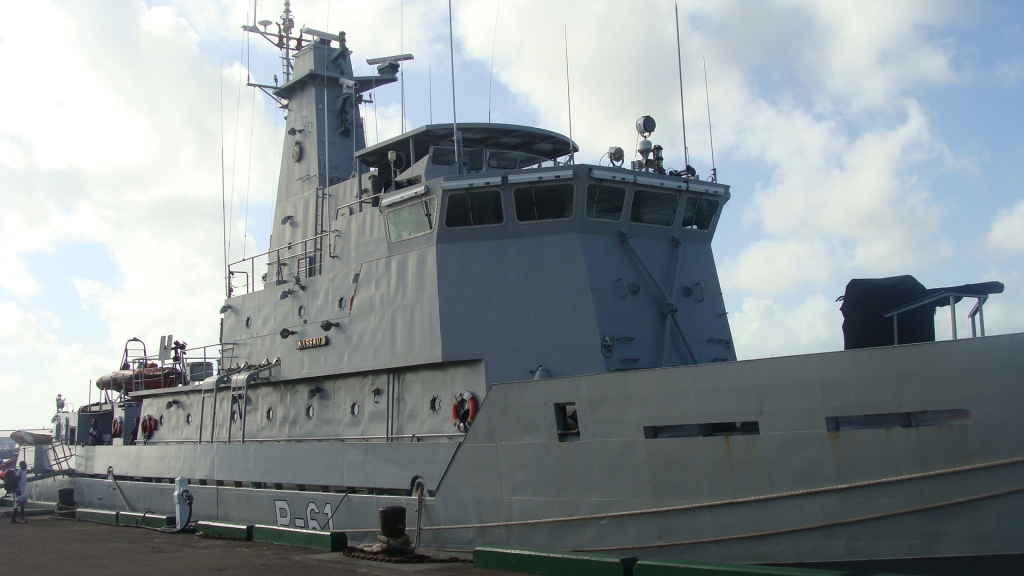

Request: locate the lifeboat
(10, 430), (53, 446)
(95, 363), (182, 393)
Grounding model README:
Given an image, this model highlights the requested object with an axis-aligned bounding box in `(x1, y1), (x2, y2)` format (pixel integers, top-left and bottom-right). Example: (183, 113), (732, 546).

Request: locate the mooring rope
(333, 454), (1024, 534)
(573, 485), (1024, 551)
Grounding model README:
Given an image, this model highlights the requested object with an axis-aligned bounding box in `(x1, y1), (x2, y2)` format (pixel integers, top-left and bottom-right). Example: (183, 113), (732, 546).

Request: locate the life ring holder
(111, 416), (123, 438)
(140, 415), (158, 438)
(451, 391), (478, 433)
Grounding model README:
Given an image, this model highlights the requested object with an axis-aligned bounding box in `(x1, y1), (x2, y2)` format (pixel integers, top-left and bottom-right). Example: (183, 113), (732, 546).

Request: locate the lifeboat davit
(95, 363), (182, 393)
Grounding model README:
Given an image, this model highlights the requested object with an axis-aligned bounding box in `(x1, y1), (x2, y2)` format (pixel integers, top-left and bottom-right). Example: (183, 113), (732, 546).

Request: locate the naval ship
(23, 3), (1024, 569)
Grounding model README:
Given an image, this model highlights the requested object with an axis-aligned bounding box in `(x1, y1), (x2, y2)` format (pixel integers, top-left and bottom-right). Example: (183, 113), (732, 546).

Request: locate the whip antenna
(447, 0), (460, 173)
(488, 4), (499, 123)
(429, 67), (433, 124)
(703, 56), (716, 182)
(401, 0), (405, 132)
(674, 1), (689, 168)
(219, 64), (229, 298)
(564, 25), (574, 164)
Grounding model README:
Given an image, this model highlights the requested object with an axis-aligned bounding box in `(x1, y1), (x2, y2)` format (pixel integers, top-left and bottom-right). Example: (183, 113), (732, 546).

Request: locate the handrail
(883, 291), (993, 344)
(227, 232), (330, 295)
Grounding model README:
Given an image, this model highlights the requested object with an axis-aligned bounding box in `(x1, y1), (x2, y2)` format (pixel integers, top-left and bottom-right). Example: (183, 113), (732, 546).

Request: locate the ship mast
(242, 0), (302, 85)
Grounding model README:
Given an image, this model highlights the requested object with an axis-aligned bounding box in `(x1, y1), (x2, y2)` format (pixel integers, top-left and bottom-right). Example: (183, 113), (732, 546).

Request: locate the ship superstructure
(19, 4), (1024, 570)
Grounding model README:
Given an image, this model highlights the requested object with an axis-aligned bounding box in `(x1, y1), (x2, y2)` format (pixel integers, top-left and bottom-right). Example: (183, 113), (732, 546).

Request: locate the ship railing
(121, 342), (236, 391)
(884, 291), (993, 344)
(145, 432), (465, 444)
(227, 232), (329, 296)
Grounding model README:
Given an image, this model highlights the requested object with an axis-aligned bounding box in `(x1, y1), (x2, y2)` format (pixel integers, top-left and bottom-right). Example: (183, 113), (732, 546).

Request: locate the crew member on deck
(87, 419), (102, 446)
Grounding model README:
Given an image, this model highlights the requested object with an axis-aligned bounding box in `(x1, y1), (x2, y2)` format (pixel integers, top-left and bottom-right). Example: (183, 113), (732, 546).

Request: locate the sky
(0, 0), (1022, 428)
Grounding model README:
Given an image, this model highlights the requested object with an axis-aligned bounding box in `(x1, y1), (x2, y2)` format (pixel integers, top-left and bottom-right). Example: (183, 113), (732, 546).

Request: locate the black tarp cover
(840, 275), (1004, 350)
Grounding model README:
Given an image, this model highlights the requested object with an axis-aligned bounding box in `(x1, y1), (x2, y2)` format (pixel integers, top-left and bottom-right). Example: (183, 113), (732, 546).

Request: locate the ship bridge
(356, 123), (578, 174)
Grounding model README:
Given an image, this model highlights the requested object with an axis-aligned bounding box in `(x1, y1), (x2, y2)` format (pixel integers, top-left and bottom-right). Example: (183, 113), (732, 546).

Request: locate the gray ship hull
(55, 332), (1024, 564)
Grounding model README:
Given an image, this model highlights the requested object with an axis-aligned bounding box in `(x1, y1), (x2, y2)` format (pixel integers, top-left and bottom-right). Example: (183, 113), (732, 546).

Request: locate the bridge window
(681, 196), (720, 230)
(629, 188), (678, 227)
(430, 146), (456, 165)
(386, 197), (437, 242)
(513, 183), (575, 222)
(446, 189), (504, 228)
(585, 183), (626, 221)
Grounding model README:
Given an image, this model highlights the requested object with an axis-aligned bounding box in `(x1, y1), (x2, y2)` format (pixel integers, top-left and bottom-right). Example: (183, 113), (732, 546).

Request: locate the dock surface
(0, 516), (507, 575)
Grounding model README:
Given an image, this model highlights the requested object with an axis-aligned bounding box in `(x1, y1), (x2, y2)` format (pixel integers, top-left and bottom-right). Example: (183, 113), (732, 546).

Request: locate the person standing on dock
(10, 461), (28, 523)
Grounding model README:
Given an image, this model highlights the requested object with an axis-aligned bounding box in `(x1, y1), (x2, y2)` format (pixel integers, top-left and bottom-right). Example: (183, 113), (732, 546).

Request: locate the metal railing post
(950, 295), (957, 340)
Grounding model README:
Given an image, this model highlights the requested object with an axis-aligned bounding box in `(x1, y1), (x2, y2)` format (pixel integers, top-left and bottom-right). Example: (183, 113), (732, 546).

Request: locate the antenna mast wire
(220, 63), (229, 298)
(564, 26), (574, 164)
(242, 11), (255, 260)
(703, 56), (716, 182)
(674, 1), (689, 168)
(448, 0), (460, 173)
(401, 0), (405, 133)
(488, 4), (499, 123)
(227, 29), (246, 262)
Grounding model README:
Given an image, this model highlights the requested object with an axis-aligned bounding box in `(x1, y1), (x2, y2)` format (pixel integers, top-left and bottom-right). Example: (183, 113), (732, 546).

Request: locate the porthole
(159, 415), (165, 426)
(245, 316), (252, 329)
(306, 404), (315, 419)
(185, 413), (193, 426)
(231, 409), (240, 423)
(297, 305), (306, 318)
(350, 402), (360, 418)
(266, 407), (274, 421)
(429, 396), (442, 414)
(339, 296), (347, 310)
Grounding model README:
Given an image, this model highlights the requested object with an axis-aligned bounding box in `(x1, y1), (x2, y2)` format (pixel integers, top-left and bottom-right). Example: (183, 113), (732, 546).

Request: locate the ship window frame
(629, 187), (679, 228)
(680, 194), (721, 231)
(585, 182), (627, 222)
(444, 187), (506, 229)
(429, 146), (457, 166)
(512, 182), (576, 224)
(385, 196), (438, 243)
(825, 409), (971, 432)
(554, 402), (580, 442)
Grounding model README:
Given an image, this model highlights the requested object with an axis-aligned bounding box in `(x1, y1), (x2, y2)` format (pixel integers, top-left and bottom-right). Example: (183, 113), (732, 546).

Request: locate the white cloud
(995, 59), (1024, 87)
(723, 239), (834, 296)
(729, 294), (843, 359)
(985, 199), (1024, 256)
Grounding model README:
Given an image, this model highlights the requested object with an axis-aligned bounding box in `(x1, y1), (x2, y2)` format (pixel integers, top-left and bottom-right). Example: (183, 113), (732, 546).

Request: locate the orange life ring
(140, 415), (158, 437)
(451, 391), (478, 433)
(111, 416), (123, 438)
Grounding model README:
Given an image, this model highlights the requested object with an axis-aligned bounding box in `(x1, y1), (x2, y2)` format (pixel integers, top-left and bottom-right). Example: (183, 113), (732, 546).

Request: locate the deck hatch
(644, 421), (760, 438)
(825, 409), (971, 431)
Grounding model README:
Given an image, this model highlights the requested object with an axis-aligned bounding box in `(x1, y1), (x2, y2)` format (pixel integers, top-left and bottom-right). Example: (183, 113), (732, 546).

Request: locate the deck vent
(644, 421), (760, 439)
(825, 409), (971, 432)
(554, 403), (580, 442)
